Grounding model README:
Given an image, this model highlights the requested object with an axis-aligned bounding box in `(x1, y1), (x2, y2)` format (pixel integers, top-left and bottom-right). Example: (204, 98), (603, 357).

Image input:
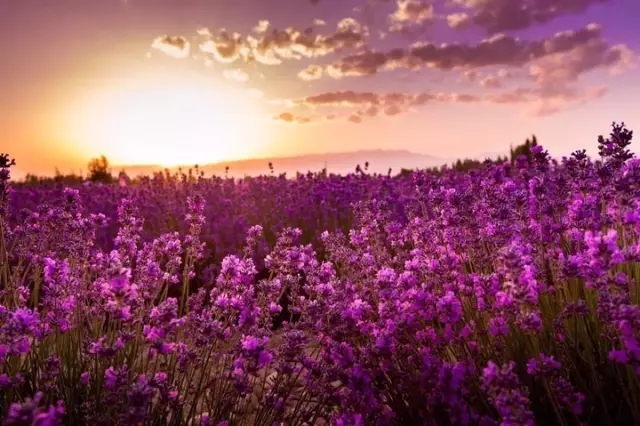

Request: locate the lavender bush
(1, 122), (640, 425)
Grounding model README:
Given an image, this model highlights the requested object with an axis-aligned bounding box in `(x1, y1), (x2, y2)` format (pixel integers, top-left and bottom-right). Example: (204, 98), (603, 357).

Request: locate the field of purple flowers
(1, 123), (640, 425)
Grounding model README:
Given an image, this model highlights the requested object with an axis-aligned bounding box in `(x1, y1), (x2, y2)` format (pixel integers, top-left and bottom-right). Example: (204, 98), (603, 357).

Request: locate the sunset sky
(1, 0), (639, 177)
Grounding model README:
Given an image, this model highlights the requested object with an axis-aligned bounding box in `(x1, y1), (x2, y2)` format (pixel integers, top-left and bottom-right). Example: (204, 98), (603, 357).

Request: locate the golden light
(69, 73), (268, 167)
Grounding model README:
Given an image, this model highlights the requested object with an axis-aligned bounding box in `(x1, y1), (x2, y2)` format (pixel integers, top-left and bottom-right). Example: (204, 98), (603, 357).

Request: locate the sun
(70, 74), (266, 167)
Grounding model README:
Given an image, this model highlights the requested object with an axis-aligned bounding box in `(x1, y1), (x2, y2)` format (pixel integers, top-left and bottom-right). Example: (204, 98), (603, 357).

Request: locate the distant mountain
(115, 150), (450, 178)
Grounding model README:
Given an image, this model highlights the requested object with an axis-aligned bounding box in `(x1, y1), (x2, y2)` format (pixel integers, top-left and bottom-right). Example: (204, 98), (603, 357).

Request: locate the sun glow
(70, 74), (266, 167)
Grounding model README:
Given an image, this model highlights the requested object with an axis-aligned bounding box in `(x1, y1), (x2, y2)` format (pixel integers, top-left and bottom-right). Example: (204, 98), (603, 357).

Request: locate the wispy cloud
(526, 37), (632, 93)
(272, 89), (480, 124)
(298, 64), (324, 80)
(274, 79), (613, 123)
(150, 0), (636, 120)
(253, 20), (270, 34)
(176, 17), (369, 66)
(388, 0), (436, 32)
(324, 24), (611, 77)
(274, 112), (313, 123)
(444, 0), (611, 34)
(199, 30), (248, 63)
(151, 35), (190, 58)
(223, 68), (250, 82)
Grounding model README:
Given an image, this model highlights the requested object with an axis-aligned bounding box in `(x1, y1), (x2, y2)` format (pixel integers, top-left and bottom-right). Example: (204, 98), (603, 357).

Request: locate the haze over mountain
(113, 149), (455, 179)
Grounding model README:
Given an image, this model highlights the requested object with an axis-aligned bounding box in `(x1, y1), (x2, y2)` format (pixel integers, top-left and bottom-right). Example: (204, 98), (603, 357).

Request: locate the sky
(1, 0), (639, 177)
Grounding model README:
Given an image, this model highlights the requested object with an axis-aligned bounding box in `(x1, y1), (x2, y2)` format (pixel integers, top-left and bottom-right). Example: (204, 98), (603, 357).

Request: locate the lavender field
(1, 123), (640, 425)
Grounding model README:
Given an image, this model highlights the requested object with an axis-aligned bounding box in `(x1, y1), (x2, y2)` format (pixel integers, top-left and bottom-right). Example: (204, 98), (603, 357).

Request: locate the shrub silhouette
(87, 155), (113, 183)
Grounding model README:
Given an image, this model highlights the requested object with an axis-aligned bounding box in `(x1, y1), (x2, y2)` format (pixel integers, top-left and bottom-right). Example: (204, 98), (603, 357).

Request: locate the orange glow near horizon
(64, 72), (270, 167)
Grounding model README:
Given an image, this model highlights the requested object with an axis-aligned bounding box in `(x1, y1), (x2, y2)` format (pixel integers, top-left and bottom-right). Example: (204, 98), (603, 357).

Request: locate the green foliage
(398, 168), (414, 178)
(87, 155), (113, 183)
(511, 135), (538, 163)
(19, 172), (85, 187)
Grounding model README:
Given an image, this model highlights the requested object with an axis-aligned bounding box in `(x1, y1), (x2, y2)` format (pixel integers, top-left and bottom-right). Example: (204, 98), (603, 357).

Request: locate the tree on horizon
(510, 135), (538, 163)
(88, 155), (113, 183)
